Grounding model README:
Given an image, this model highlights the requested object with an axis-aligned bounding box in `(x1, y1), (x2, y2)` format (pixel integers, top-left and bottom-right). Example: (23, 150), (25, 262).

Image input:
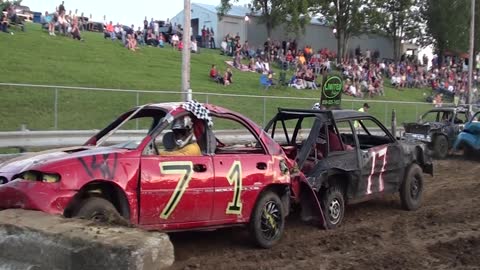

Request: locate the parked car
(0, 101), (297, 248)
(264, 108), (433, 228)
(453, 110), (480, 159)
(403, 106), (472, 158)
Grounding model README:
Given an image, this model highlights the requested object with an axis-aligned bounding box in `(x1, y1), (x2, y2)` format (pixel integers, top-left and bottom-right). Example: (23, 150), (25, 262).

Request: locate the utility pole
(181, 0), (192, 101)
(468, 0), (475, 112)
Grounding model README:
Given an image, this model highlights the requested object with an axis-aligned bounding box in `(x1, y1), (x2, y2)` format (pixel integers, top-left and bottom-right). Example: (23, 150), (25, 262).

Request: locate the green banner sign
(320, 76), (343, 109)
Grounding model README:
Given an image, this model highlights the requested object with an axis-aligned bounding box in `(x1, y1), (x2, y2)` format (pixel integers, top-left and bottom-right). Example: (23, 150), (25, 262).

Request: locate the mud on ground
(169, 158), (480, 270)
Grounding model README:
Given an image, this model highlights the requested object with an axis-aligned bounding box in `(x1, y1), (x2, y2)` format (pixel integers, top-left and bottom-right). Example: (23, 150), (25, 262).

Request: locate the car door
(139, 135), (214, 226)
(210, 115), (272, 222)
(356, 117), (405, 196)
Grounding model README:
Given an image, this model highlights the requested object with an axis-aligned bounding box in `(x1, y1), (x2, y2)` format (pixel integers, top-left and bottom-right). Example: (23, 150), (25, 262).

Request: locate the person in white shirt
(171, 34), (179, 49)
(191, 40), (198, 53)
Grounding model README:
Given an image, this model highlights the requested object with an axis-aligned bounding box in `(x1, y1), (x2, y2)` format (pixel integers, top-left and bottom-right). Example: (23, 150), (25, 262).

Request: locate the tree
(368, 0), (419, 62)
(0, 0), (22, 11)
(218, 0), (310, 38)
(310, 0), (367, 63)
(420, 0), (469, 66)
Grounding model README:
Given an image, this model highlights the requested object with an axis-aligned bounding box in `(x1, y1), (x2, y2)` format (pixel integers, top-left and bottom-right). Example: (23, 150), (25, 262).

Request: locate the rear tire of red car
(321, 185), (345, 229)
(432, 135), (448, 159)
(74, 197), (127, 226)
(249, 191), (285, 249)
(400, 163), (424, 211)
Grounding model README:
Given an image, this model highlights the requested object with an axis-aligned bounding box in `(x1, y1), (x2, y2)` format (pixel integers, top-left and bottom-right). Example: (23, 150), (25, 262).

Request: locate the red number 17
(367, 147), (388, 195)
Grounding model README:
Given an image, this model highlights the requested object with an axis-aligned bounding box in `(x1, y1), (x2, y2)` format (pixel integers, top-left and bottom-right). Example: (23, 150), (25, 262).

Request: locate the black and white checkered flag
(182, 100), (213, 127)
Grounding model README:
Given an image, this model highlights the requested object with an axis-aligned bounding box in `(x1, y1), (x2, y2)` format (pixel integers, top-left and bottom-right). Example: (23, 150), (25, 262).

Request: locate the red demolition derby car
(0, 101), (313, 248)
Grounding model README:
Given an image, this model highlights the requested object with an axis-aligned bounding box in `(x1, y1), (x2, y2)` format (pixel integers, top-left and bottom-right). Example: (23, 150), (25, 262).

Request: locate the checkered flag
(182, 100), (213, 127)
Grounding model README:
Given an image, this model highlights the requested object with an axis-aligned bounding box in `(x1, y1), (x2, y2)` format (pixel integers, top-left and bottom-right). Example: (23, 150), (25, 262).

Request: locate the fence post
(54, 88), (58, 130)
(415, 103), (418, 121)
(384, 103), (388, 125)
(136, 92), (140, 129)
(263, 97), (266, 128)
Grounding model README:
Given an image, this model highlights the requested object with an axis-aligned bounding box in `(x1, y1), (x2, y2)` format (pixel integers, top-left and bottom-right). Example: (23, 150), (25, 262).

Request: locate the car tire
(74, 197), (127, 225)
(320, 185), (345, 229)
(433, 135), (448, 159)
(249, 191), (285, 249)
(400, 163), (424, 211)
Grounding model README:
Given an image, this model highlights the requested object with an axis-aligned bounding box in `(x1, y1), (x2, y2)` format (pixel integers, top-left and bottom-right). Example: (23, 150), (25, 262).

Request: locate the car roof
(425, 106), (469, 113)
(275, 108), (370, 121)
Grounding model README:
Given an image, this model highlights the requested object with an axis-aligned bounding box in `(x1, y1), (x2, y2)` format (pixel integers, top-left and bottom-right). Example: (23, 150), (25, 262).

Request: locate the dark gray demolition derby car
(403, 107), (472, 158)
(265, 108), (433, 228)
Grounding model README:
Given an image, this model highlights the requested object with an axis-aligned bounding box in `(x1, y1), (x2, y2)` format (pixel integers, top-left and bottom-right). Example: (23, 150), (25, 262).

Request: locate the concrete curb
(0, 209), (174, 270)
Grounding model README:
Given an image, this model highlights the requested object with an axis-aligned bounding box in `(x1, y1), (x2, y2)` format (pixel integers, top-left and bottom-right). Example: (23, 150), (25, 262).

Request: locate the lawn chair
(260, 74), (272, 90)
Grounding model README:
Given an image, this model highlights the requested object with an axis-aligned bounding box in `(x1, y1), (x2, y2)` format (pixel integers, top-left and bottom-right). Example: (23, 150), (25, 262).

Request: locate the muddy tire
(321, 185), (345, 229)
(249, 191), (285, 249)
(74, 197), (127, 225)
(432, 135), (448, 159)
(400, 164), (424, 211)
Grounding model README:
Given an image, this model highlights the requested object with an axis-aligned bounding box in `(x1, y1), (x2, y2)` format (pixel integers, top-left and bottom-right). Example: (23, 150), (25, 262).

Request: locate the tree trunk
(393, 36), (399, 62)
(266, 22), (272, 39)
(336, 34), (342, 64)
(342, 33), (349, 62)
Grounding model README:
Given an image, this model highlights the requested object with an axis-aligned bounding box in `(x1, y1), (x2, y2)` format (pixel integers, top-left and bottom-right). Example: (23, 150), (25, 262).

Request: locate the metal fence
(0, 83), (438, 131)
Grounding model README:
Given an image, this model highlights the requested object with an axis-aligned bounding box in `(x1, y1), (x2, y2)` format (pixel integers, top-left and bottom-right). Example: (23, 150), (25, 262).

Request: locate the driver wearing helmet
(160, 115), (202, 156)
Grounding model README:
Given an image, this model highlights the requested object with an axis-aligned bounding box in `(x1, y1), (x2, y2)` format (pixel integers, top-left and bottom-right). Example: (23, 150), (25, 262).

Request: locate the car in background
(403, 106), (472, 158)
(265, 108), (433, 228)
(0, 101), (295, 248)
(453, 110), (480, 159)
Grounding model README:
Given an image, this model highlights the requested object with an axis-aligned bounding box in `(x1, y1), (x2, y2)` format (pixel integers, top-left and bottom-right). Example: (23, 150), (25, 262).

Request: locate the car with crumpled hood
(403, 107), (472, 158)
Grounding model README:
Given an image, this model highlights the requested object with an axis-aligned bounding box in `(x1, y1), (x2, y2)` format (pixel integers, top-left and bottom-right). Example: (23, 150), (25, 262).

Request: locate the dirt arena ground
(169, 158), (480, 270)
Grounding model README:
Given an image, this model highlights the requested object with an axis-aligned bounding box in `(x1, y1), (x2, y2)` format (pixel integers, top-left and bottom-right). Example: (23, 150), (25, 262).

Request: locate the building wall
(170, 4), (219, 45)
(245, 17), (394, 59)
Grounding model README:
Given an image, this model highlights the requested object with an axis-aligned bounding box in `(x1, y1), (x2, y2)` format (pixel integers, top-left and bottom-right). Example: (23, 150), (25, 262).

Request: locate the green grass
(0, 23), (434, 131)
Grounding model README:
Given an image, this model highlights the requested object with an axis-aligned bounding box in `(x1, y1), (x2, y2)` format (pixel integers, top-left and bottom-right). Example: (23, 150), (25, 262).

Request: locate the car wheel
(249, 191), (285, 249)
(433, 135), (448, 159)
(74, 197), (127, 225)
(400, 163), (424, 211)
(321, 185), (345, 229)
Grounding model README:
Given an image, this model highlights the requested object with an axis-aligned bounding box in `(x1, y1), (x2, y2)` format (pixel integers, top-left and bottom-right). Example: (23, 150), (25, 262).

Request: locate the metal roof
(193, 2), (253, 18)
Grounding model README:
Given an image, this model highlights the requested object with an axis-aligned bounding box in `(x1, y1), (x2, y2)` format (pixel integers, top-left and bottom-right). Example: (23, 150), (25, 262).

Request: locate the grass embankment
(0, 23), (433, 131)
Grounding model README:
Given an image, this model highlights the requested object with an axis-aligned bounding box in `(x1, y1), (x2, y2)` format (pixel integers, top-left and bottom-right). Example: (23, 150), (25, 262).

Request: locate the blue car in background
(453, 110), (480, 159)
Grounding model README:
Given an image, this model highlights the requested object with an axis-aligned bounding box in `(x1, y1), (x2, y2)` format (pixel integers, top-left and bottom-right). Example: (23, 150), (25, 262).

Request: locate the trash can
(33, 12), (42, 23)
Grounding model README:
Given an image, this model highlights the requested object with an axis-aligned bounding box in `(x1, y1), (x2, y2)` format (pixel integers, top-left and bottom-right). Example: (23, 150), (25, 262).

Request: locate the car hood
(0, 146), (130, 174)
(404, 122), (443, 134)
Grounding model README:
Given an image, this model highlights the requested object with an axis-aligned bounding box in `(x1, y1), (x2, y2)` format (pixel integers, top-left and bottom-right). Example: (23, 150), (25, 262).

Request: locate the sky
(22, 0), (249, 27)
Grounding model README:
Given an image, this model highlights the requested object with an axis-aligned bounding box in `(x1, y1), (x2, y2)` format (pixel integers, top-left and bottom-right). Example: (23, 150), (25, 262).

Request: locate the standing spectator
(191, 39), (198, 53)
(209, 27), (215, 49)
(143, 16), (148, 30)
(58, 1), (66, 15)
(153, 20), (159, 37)
(43, 11), (55, 36)
(201, 25), (207, 47)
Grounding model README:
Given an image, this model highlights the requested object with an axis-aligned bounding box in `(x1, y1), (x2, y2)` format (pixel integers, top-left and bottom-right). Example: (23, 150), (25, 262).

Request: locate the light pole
(244, 15), (249, 42)
(181, 0), (192, 101)
(468, 0), (475, 112)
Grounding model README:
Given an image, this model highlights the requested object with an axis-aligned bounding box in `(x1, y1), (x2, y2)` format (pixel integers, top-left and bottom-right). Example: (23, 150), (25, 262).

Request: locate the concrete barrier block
(0, 209), (174, 270)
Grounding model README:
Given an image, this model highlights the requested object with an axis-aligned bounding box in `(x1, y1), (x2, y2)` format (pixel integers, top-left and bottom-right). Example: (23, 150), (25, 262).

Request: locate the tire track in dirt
(169, 159), (480, 270)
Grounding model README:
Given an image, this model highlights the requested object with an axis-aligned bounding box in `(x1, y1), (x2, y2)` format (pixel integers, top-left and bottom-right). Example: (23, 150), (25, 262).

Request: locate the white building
(171, 2), (399, 59)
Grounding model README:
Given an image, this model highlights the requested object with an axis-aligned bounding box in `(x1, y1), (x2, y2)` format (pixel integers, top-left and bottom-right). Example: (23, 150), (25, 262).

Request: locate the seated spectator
(248, 57), (255, 71)
(135, 27), (145, 46)
(191, 40), (198, 53)
(70, 17), (83, 41)
(105, 21), (115, 40)
(223, 67), (233, 86)
(158, 33), (165, 47)
(255, 58), (264, 73)
(178, 40), (184, 51)
(304, 69), (317, 89)
(171, 33), (179, 49)
(126, 34), (138, 51)
(145, 29), (158, 46)
(1, 12), (9, 33)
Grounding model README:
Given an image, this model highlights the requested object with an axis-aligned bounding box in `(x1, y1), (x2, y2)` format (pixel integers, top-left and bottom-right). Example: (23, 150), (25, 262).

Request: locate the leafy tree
(309, 0), (367, 63)
(218, 0), (310, 38)
(420, 0), (469, 66)
(368, 0), (419, 62)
